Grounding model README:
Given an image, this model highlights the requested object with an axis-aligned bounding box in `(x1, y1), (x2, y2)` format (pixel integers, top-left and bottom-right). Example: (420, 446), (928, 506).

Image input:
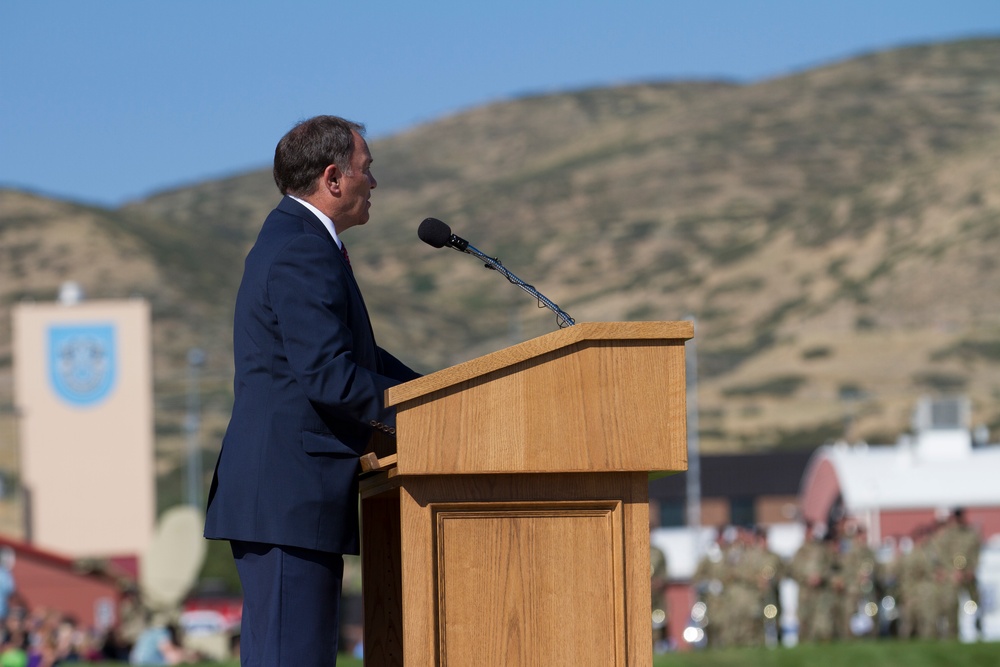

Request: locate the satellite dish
(140, 505), (207, 613)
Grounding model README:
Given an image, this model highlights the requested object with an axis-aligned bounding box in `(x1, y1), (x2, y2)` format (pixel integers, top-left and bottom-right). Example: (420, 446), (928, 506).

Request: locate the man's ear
(324, 164), (341, 195)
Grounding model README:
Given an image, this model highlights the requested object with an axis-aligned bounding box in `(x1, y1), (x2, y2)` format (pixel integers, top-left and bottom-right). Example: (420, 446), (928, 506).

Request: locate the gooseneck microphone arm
(418, 218), (576, 328)
(465, 241), (576, 328)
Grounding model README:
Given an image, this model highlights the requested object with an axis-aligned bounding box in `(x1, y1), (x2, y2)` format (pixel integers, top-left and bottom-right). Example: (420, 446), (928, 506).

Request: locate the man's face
(336, 130), (377, 231)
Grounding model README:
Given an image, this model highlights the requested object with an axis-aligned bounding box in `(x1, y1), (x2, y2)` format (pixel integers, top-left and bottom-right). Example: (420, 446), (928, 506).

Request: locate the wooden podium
(359, 321), (692, 666)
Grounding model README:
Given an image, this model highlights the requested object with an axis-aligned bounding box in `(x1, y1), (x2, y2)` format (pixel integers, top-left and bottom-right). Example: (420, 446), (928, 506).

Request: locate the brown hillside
(2, 38), (1000, 479)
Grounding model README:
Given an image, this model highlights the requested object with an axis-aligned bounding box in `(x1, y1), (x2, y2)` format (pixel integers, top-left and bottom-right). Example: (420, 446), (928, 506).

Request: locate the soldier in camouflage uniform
(721, 528), (764, 648)
(897, 526), (942, 640)
(838, 523), (878, 640)
(823, 531), (847, 641)
(745, 527), (784, 646)
(875, 536), (901, 637)
(790, 522), (834, 643)
(693, 529), (730, 648)
(929, 508), (981, 640)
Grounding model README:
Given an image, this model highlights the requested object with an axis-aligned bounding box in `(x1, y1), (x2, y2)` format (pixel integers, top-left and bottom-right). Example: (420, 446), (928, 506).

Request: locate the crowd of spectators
(0, 605), (106, 666)
(0, 603), (205, 666)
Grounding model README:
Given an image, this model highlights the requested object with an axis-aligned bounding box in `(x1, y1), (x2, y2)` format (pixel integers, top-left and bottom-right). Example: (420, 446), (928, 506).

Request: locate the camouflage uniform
(874, 540), (901, 637)
(693, 541), (728, 648)
(838, 531), (878, 640)
(790, 531), (834, 642)
(929, 514), (981, 640)
(897, 532), (941, 640)
(721, 535), (762, 648)
(747, 531), (784, 647)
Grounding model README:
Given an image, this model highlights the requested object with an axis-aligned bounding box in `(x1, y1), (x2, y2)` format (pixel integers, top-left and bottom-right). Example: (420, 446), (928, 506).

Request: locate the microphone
(417, 217), (468, 251)
(417, 217), (575, 328)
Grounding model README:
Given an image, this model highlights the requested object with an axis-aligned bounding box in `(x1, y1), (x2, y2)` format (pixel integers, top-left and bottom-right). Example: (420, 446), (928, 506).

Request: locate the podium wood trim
(390, 321), (691, 476)
(386, 321), (691, 406)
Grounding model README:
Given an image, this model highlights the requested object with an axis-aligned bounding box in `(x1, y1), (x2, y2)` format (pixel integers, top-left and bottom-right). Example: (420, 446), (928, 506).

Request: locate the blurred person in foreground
(204, 115), (420, 666)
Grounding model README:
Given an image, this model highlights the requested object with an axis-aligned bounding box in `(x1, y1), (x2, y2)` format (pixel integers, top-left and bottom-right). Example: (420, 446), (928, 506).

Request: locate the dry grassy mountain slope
(0, 189), (237, 479)
(3, 38), (1000, 462)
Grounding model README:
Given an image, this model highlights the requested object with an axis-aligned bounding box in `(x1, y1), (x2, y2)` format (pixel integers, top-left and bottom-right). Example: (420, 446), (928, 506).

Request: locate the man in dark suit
(204, 115), (420, 666)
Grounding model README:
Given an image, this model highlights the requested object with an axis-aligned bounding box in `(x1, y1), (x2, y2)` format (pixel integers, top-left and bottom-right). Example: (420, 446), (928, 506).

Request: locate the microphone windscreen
(418, 217), (453, 248)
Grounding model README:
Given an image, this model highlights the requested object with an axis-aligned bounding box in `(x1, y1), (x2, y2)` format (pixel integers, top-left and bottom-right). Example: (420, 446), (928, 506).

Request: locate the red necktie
(341, 243), (352, 270)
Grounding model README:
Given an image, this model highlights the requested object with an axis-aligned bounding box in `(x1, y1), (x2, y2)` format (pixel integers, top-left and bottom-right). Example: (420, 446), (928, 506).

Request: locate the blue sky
(2, 1), (999, 207)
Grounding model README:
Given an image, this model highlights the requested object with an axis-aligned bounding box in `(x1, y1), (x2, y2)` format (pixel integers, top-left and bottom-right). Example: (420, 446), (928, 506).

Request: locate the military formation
(688, 510), (982, 648)
(690, 526), (784, 648)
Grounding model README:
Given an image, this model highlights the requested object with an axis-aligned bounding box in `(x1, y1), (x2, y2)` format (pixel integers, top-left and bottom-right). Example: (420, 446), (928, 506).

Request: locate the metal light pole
(685, 316), (701, 536)
(185, 348), (205, 508)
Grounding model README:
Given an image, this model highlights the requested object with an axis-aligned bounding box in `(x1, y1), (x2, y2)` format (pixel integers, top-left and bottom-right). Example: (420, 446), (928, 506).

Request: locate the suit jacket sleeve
(378, 347), (421, 383)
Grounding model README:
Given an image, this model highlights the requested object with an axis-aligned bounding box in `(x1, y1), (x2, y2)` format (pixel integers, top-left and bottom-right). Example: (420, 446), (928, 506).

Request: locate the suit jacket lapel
(277, 197), (381, 371)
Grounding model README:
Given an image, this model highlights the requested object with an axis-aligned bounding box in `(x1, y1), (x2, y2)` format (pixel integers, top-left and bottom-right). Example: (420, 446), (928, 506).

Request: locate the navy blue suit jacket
(204, 196), (419, 554)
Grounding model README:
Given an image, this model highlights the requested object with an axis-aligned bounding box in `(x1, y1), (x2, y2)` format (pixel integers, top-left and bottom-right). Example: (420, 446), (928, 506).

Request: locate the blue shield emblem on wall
(48, 324), (117, 407)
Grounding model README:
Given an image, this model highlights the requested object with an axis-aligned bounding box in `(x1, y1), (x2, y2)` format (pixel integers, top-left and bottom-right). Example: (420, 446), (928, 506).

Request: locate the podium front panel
(436, 501), (623, 665)
(398, 472), (652, 666)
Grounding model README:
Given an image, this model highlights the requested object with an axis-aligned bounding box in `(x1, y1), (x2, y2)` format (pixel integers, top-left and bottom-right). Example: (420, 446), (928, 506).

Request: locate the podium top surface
(386, 320), (692, 407)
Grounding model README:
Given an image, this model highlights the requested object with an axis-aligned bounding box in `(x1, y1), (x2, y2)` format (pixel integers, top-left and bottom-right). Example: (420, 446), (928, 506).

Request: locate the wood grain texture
(396, 473), (652, 667)
(361, 452), (398, 473)
(436, 504), (622, 665)
(387, 321), (692, 406)
(395, 339), (688, 475)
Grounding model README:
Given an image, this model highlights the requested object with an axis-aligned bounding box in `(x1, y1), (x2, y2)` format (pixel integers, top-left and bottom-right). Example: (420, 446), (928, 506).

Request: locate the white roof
(650, 527), (716, 581)
(818, 437), (1000, 511)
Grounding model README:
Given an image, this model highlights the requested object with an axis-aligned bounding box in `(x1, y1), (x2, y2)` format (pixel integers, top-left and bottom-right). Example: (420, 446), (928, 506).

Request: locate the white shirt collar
(289, 195), (342, 249)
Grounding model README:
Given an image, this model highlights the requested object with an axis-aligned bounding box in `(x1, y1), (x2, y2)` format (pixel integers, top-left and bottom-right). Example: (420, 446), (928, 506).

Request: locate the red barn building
(0, 535), (125, 631)
(800, 397), (1000, 543)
